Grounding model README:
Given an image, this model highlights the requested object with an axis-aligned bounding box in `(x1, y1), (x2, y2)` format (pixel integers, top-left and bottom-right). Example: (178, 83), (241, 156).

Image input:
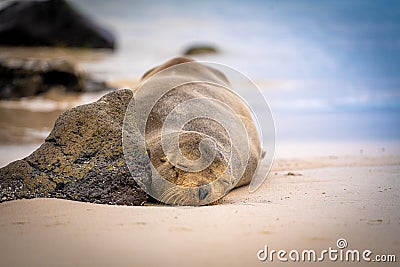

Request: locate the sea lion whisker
(170, 192), (181, 206)
(176, 191), (188, 206)
(160, 190), (174, 203)
(181, 195), (192, 206)
(159, 186), (176, 200)
(163, 189), (180, 204)
(176, 191), (187, 206)
(161, 185), (180, 201)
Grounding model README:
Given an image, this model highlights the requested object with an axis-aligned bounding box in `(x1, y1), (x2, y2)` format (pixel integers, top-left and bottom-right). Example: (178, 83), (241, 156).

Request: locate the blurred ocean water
(1, 0), (399, 147)
(66, 0), (400, 142)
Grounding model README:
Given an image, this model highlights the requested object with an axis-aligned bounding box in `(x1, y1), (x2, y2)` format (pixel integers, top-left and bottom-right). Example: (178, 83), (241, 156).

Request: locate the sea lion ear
(141, 56), (194, 80)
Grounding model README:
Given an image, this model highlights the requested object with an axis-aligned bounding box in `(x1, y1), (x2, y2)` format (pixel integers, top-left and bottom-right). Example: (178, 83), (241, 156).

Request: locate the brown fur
(135, 57), (262, 205)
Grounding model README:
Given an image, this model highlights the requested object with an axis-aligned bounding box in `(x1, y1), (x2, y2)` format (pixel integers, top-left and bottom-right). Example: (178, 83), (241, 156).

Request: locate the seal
(127, 57), (263, 205)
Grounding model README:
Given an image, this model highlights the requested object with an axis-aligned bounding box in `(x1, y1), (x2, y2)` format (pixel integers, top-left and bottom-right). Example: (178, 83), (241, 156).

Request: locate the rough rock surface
(0, 0), (115, 49)
(0, 57), (114, 99)
(0, 89), (150, 205)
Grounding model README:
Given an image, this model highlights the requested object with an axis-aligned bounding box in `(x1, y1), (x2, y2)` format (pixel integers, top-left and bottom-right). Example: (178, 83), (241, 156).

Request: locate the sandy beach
(1, 151), (399, 267)
(1, 1), (399, 266)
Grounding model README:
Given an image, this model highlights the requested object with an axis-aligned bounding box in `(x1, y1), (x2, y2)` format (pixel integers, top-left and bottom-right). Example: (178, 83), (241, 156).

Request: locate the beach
(1, 0), (400, 266)
(0, 80), (399, 266)
(1, 148), (399, 267)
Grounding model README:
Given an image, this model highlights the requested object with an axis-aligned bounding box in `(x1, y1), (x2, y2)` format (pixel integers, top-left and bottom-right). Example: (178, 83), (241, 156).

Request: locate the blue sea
(0, 1), (399, 170)
(67, 0), (400, 143)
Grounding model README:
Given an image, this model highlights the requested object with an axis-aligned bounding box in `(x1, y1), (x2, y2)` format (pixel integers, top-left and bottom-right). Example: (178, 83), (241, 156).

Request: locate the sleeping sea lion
(123, 57), (262, 205)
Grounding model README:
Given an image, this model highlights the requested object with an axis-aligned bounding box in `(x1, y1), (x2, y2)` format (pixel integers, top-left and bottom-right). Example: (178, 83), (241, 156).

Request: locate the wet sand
(0, 89), (110, 144)
(0, 154), (399, 267)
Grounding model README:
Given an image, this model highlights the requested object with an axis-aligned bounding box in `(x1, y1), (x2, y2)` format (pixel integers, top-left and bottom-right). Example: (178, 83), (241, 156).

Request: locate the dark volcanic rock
(183, 44), (219, 55)
(0, 89), (150, 205)
(0, 0), (115, 49)
(0, 57), (114, 99)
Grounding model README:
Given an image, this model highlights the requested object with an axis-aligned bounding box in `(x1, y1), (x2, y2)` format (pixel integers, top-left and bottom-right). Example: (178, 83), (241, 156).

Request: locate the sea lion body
(131, 57), (262, 205)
